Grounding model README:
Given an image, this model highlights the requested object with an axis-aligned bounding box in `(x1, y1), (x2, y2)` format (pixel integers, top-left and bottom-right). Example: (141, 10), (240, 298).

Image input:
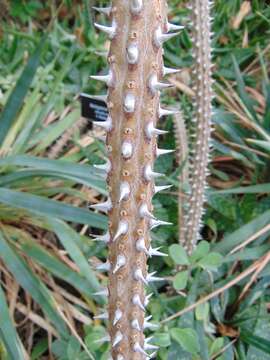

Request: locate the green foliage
(0, 5), (109, 358)
(173, 271), (188, 290)
(170, 328), (200, 355)
(9, 0), (44, 23)
(169, 244), (190, 265)
(0, 285), (25, 360)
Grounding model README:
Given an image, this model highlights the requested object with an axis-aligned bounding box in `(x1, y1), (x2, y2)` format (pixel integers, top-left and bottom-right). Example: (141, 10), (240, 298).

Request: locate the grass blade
(213, 209), (270, 254)
(240, 330), (270, 354)
(0, 37), (45, 145)
(0, 231), (69, 338)
(231, 55), (259, 123)
(0, 155), (106, 194)
(210, 183), (270, 195)
(0, 188), (107, 229)
(20, 231), (104, 303)
(22, 242), (90, 293)
(0, 169), (106, 195)
(46, 218), (105, 304)
(0, 285), (25, 360)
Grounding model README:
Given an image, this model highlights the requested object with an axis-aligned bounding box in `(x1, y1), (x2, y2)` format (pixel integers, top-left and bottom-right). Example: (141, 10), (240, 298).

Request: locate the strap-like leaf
(0, 37), (45, 144)
(0, 285), (25, 360)
(0, 231), (69, 338)
(0, 188), (107, 229)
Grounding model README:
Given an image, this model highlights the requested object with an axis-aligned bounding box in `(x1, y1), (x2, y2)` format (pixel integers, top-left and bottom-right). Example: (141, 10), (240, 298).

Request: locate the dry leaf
(232, 1), (251, 30)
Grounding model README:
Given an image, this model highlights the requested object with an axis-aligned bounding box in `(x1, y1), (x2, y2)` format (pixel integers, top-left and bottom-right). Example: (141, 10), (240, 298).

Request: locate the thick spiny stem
(91, 1), (179, 358)
(106, 2), (164, 357)
(184, 0), (213, 254)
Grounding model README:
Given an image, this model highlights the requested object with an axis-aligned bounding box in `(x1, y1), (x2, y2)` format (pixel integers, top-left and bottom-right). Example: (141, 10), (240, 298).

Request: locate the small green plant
(169, 241), (223, 290)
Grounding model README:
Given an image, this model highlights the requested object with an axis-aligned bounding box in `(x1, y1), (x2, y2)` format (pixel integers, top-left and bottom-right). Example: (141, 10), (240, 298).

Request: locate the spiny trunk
(92, 1), (181, 359)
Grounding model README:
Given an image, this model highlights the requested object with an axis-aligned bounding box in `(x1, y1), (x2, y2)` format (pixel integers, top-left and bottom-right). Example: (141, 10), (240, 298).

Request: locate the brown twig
(230, 223), (270, 255)
(161, 255), (265, 324)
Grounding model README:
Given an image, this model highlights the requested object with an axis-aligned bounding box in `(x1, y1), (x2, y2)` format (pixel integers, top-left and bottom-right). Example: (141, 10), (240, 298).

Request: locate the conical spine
(183, 0), (213, 254)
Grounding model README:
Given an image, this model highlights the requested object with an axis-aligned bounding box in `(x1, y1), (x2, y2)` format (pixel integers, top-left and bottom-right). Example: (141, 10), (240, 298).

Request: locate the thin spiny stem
(184, 0), (213, 254)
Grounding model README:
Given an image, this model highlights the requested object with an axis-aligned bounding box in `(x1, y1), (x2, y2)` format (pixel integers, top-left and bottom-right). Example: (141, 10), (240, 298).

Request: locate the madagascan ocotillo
(90, 0), (213, 358)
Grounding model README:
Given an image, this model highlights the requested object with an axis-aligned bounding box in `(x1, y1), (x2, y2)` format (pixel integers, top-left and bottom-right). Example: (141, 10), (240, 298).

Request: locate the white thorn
(92, 231), (110, 244)
(144, 294), (153, 307)
(87, 94), (108, 102)
(133, 342), (148, 356)
(134, 269), (147, 285)
(154, 26), (180, 47)
(130, 0), (143, 14)
(93, 288), (109, 297)
(131, 318), (141, 331)
(119, 181), (130, 202)
(121, 141), (133, 159)
(149, 218), (173, 230)
(113, 254), (126, 274)
(166, 22), (185, 32)
(94, 20), (117, 39)
(144, 315), (159, 329)
(97, 134), (107, 143)
(94, 159), (111, 173)
(144, 320), (159, 330)
(96, 261), (111, 272)
(93, 116), (112, 131)
(89, 198), (112, 213)
(95, 334), (110, 343)
(90, 69), (113, 87)
(124, 93), (136, 113)
(146, 352), (157, 360)
(132, 294), (146, 311)
(139, 203), (155, 219)
(159, 105), (179, 118)
(113, 220), (128, 241)
(156, 147), (175, 157)
(117, 356), (124, 360)
(146, 271), (163, 283)
(163, 66), (181, 76)
(144, 164), (164, 181)
(148, 246), (167, 257)
(144, 342), (159, 351)
(80, 92), (108, 103)
(92, 6), (111, 15)
(148, 73), (173, 95)
(136, 238), (148, 254)
(145, 122), (168, 139)
(94, 50), (109, 57)
(127, 42), (139, 64)
(94, 312), (108, 320)
(145, 336), (154, 343)
(113, 308), (123, 325)
(154, 184), (172, 194)
(113, 331), (123, 347)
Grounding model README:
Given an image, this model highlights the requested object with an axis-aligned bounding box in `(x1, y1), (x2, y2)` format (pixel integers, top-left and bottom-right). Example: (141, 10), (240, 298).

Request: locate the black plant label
(80, 93), (108, 122)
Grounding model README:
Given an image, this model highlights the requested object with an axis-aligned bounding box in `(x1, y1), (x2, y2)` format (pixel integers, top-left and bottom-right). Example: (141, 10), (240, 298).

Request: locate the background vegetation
(0, 0), (269, 359)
